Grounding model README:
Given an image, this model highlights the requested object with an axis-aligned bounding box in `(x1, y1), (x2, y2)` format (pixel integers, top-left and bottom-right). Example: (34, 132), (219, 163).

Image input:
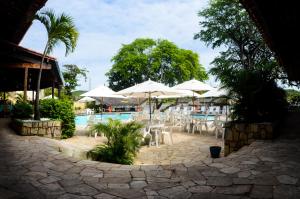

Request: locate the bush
(12, 102), (33, 119)
(87, 119), (143, 164)
(40, 99), (75, 138)
(226, 70), (288, 122)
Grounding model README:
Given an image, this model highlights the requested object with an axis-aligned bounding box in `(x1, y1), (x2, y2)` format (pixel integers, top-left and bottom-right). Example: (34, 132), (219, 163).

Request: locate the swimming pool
(192, 114), (215, 121)
(75, 113), (133, 126)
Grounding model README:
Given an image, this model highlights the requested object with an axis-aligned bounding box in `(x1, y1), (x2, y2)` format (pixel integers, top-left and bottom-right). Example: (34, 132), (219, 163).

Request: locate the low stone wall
(224, 122), (273, 156)
(12, 119), (62, 138)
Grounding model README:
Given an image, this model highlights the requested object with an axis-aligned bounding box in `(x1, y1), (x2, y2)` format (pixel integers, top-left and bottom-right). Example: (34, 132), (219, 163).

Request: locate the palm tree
(34, 9), (79, 120)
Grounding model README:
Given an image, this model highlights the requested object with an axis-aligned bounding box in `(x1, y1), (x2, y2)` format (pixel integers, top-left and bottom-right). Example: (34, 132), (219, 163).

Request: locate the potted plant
(209, 146), (221, 158)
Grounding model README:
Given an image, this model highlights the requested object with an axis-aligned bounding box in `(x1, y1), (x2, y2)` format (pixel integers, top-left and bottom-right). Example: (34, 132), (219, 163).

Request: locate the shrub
(40, 99), (75, 138)
(12, 102), (33, 119)
(87, 119), (143, 164)
(226, 70), (288, 122)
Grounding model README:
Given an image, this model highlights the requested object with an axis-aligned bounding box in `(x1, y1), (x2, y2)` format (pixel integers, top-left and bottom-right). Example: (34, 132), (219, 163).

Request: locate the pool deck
(1, 118), (300, 198)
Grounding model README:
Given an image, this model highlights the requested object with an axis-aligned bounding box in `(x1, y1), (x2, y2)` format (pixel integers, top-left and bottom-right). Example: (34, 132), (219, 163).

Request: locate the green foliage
(34, 9), (79, 120)
(286, 89), (300, 106)
(226, 70), (287, 122)
(106, 38), (208, 91)
(195, 0), (286, 82)
(12, 102), (33, 119)
(62, 64), (88, 97)
(87, 119), (143, 164)
(40, 99), (75, 138)
(195, 0), (290, 122)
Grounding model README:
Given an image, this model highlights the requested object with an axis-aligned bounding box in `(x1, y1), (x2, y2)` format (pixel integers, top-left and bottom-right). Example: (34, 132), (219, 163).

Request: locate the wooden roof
(240, 0), (300, 81)
(0, 0), (65, 92)
(0, 0), (47, 44)
(0, 41), (64, 91)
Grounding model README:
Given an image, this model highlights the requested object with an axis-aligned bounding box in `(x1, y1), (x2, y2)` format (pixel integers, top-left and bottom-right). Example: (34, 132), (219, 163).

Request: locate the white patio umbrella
(116, 79), (181, 121)
(156, 89), (201, 99)
(81, 85), (125, 119)
(77, 96), (96, 103)
(173, 79), (213, 111)
(199, 87), (228, 98)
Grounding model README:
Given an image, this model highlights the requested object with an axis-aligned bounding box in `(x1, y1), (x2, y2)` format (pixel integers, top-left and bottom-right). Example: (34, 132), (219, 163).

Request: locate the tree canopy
(62, 64), (87, 97)
(194, 0), (287, 84)
(106, 38), (208, 91)
(194, 0), (289, 122)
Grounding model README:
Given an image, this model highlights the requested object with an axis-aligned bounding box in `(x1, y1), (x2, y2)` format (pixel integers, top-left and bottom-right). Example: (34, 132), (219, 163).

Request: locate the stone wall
(224, 122), (273, 156)
(12, 119), (62, 138)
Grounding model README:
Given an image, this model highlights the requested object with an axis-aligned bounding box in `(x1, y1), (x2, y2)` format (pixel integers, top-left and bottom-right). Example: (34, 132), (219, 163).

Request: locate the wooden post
(52, 82), (55, 99)
(24, 67), (28, 101)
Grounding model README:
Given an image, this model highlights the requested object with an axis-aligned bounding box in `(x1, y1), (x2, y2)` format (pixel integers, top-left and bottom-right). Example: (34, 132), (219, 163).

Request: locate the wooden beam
(24, 67), (28, 101)
(1, 62), (52, 70)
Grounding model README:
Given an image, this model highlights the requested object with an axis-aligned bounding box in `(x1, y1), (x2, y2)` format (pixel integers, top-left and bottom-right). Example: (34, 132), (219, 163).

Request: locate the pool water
(75, 113), (133, 126)
(192, 114), (215, 121)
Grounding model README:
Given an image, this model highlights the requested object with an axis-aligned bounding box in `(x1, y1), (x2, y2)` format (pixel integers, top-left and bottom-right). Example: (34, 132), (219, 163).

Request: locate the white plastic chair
(161, 125), (173, 145)
(192, 114), (209, 134)
(142, 127), (152, 147)
(211, 114), (225, 139)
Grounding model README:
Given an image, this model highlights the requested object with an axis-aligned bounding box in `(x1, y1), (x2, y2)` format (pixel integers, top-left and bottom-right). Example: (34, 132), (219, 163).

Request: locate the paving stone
(108, 183), (130, 189)
(80, 167), (103, 178)
(233, 178), (253, 185)
(57, 194), (93, 199)
(202, 170), (226, 177)
(276, 175), (298, 185)
(130, 170), (145, 178)
(210, 163), (228, 168)
(130, 180), (147, 188)
(207, 177), (233, 186)
(0, 187), (20, 198)
(94, 193), (117, 199)
(104, 189), (146, 199)
(250, 185), (273, 199)
(188, 185), (213, 193)
(273, 185), (300, 199)
(238, 171), (251, 178)
(220, 167), (240, 174)
(214, 185), (251, 195)
(158, 186), (191, 199)
(64, 184), (98, 196)
(253, 175), (279, 185)
(39, 182), (65, 195)
(59, 179), (83, 187)
(39, 176), (61, 184)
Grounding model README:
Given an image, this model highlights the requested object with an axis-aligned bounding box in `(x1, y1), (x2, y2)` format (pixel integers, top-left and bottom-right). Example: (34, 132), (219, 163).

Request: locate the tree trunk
(34, 44), (48, 120)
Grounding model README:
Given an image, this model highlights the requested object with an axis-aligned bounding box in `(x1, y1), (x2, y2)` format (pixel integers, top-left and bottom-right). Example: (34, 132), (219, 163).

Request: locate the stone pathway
(1, 118), (300, 198)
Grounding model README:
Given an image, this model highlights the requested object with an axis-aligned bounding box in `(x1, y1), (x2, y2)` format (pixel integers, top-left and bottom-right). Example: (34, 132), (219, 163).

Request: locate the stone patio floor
(56, 127), (222, 165)
(1, 118), (300, 198)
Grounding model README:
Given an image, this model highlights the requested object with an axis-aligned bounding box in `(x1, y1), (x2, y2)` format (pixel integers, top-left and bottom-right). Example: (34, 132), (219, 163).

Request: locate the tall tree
(62, 64), (87, 97)
(194, 0), (288, 122)
(194, 0), (287, 84)
(106, 38), (208, 91)
(34, 9), (79, 120)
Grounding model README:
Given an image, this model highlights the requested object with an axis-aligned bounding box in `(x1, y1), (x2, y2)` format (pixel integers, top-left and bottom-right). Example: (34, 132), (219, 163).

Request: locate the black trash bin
(210, 146), (221, 158)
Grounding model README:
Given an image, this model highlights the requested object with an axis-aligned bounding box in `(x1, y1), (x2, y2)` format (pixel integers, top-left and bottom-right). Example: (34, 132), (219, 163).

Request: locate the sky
(21, 0), (221, 91)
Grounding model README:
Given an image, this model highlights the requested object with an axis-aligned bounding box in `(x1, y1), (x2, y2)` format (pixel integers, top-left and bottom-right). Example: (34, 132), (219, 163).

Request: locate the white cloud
(21, 0), (221, 90)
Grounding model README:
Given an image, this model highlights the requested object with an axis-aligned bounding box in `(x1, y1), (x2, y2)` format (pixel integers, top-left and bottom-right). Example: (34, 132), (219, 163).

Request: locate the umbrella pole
(149, 92), (152, 122)
(192, 91), (195, 112)
(101, 97), (103, 120)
